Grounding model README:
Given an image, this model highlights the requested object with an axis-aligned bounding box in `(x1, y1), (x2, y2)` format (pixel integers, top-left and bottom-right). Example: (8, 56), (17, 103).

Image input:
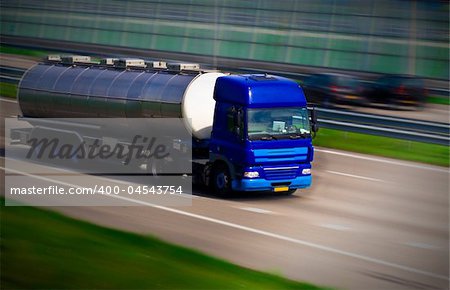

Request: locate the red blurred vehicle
(363, 75), (427, 110)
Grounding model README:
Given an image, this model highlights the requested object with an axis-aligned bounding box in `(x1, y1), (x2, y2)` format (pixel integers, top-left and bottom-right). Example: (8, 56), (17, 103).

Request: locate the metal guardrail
(0, 66), (23, 83)
(428, 87), (450, 99)
(1, 65), (449, 145)
(315, 108), (450, 145)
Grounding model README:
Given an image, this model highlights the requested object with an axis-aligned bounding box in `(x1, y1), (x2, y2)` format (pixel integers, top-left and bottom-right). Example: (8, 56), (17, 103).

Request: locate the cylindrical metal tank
(18, 62), (224, 140)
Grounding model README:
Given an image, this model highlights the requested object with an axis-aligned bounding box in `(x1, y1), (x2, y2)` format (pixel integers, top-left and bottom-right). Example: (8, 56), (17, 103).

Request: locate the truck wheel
(211, 163), (231, 197)
(146, 159), (164, 179)
(150, 160), (159, 176)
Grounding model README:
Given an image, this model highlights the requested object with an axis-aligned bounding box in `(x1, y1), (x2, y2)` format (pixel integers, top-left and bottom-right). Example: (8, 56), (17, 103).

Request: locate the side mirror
(236, 108), (243, 123)
(309, 107), (319, 134)
(235, 108), (244, 140)
(310, 107), (317, 124)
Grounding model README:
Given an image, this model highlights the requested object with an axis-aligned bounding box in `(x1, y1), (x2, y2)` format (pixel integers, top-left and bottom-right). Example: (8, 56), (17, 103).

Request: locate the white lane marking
(2, 155), (136, 186)
(239, 207), (273, 214)
(2, 166), (449, 282)
(3, 166), (91, 189)
(0, 97), (18, 103)
(319, 223), (351, 231)
(404, 242), (441, 250)
(326, 170), (385, 183)
(315, 148), (449, 173)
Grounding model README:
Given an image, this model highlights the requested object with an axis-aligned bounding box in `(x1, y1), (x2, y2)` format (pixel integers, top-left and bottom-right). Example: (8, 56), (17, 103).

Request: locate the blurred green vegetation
(2, 1), (448, 78)
(0, 82), (17, 98)
(0, 44), (50, 58)
(427, 96), (450, 106)
(314, 128), (449, 167)
(1, 204), (325, 289)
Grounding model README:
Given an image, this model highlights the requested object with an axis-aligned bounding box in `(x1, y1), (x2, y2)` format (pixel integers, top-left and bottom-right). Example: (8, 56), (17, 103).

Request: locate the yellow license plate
(274, 186), (289, 192)
(345, 95), (358, 100)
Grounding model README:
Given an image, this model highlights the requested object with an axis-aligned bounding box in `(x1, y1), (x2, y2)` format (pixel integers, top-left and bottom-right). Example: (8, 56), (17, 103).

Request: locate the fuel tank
(17, 58), (224, 140)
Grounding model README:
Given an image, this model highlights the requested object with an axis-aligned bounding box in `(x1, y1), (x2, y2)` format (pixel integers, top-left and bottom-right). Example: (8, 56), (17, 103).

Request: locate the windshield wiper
(260, 134), (277, 141)
(289, 133), (309, 139)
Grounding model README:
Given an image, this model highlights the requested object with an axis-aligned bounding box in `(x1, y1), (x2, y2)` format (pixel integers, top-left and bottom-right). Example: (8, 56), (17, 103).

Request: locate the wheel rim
(216, 172), (226, 189)
(151, 162), (158, 175)
(149, 160), (161, 176)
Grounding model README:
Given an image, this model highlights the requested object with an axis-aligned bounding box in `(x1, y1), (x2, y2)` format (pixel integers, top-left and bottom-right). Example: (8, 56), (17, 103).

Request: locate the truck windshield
(248, 107), (311, 140)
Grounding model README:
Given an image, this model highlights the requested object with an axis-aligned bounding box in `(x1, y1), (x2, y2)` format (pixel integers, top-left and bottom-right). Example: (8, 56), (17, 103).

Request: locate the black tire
(210, 163), (232, 197)
(150, 159), (159, 176)
(145, 158), (164, 178)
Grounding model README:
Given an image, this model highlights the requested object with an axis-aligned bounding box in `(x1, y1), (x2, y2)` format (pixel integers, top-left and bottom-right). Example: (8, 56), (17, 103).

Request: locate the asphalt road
(0, 53), (37, 69)
(1, 98), (449, 290)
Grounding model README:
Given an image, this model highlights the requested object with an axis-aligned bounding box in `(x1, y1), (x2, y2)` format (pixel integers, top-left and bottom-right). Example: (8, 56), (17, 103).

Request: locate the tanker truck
(11, 55), (317, 196)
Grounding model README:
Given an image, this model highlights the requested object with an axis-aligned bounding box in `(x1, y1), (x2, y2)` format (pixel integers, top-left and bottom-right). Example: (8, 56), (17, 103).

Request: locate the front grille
(263, 166), (298, 180)
(253, 147), (308, 163)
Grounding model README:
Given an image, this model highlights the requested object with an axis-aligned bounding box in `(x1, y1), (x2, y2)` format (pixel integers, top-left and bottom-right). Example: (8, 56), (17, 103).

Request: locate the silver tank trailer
(17, 57), (224, 140)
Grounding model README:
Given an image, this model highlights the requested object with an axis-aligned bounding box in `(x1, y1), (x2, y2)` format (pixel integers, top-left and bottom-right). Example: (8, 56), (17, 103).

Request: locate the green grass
(1, 204), (325, 289)
(0, 44), (50, 58)
(314, 128), (449, 167)
(427, 96), (450, 106)
(0, 82), (17, 98)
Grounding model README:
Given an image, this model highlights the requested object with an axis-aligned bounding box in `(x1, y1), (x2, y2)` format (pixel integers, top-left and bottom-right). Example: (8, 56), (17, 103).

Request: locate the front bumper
(231, 175), (312, 192)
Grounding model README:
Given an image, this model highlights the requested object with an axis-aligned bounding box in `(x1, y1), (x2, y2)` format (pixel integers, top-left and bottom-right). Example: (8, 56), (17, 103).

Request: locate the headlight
(244, 171), (260, 178)
(302, 168), (311, 175)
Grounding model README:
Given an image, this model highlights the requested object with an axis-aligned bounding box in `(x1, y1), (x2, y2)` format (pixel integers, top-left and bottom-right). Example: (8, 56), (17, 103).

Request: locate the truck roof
(213, 74), (307, 108)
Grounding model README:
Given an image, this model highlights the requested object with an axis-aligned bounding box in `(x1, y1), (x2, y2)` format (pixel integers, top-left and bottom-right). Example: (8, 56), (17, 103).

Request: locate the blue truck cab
(208, 74), (316, 195)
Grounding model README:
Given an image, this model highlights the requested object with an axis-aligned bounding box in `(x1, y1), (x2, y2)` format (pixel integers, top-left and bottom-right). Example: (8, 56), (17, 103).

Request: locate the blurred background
(1, 0), (448, 78)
